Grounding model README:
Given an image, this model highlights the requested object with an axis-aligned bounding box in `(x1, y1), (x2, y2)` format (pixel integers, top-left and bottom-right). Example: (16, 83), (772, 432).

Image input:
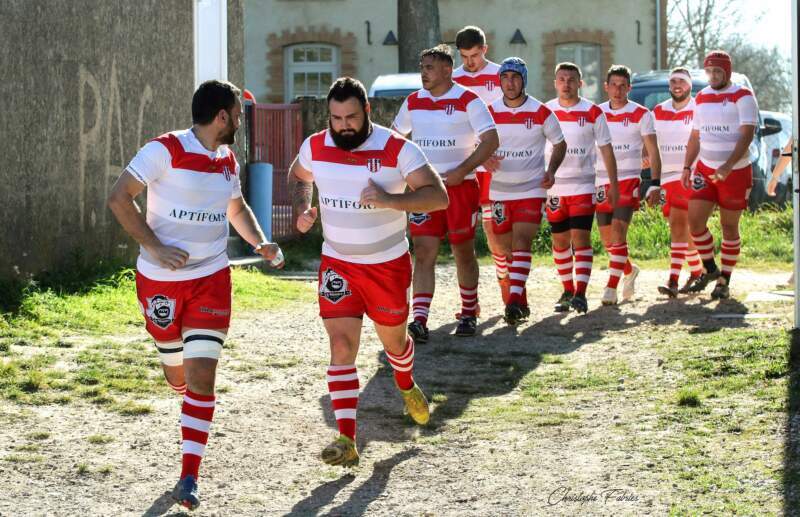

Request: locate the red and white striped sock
(459, 284), (479, 318)
(412, 293), (433, 326)
(553, 246), (574, 294)
(180, 390), (216, 480)
(167, 379), (187, 395)
(606, 243), (628, 289)
(327, 364), (359, 441)
(691, 228), (717, 272)
(669, 242), (688, 285)
(574, 246), (594, 295)
(720, 238), (741, 282)
(686, 249), (703, 277)
(509, 250), (532, 305)
(385, 337), (415, 391)
(492, 252), (509, 279)
(623, 259), (633, 276)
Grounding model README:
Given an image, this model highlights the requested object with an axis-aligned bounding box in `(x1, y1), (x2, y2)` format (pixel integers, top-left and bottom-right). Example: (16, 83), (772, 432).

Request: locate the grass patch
(27, 431), (50, 440)
(87, 434), (114, 445)
(4, 454), (44, 463)
(676, 387), (702, 407)
(113, 400), (153, 415)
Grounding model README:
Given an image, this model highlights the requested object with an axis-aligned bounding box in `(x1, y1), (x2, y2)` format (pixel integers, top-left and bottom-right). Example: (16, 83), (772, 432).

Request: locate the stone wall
(299, 97), (405, 138)
(1, 0), (244, 281)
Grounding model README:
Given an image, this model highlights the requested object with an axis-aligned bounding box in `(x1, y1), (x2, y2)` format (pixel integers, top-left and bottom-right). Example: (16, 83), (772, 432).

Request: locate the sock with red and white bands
(509, 250), (532, 305)
(573, 247), (593, 296)
(552, 246), (574, 294)
(691, 228), (718, 273)
(606, 243), (628, 289)
(685, 249), (704, 278)
(168, 379), (187, 395)
(327, 364), (359, 441)
(720, 238), (741, 282)
(459, 285), (479, 318)
(669, 242), (688, 286)
(412, 293), (432, 327)
(492, 253), (509, 279)
(385, 337), (415, 391)
(180, 390), (216, 480)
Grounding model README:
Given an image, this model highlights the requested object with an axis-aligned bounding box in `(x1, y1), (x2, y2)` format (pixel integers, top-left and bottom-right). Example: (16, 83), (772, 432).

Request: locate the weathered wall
(1, 0), (244, 281)
(299, 97), (404, 138)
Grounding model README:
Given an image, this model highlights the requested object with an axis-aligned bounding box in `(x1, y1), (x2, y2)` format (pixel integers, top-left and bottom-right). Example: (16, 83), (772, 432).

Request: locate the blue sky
(737, 0), (790, 57)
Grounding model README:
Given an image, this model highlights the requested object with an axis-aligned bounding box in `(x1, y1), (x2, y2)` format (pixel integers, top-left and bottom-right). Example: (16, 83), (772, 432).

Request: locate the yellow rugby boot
(321, 435), (359, 467)
(398, 382), (430, 425)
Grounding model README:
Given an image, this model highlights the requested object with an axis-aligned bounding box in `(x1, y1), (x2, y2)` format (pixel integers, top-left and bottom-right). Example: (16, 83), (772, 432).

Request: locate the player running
(107, 80), (282, 510)
(545, 62), (618, 314)
(595, 65), (661, 305)
(452, 26), (509, 304)
(652, 67), (705, 297)
(393, 44), (499, 340)
(289, 77), (448, 467)
(682, 50), (759, 299)
(485, 57), (566, 324)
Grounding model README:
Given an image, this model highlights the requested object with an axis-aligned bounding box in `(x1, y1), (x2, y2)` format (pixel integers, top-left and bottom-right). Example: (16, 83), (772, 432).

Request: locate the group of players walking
(109, 24), (758, 510)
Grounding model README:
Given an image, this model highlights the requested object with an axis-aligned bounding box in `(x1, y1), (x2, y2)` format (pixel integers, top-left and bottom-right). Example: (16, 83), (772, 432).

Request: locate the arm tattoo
(292, 179), (314, 213)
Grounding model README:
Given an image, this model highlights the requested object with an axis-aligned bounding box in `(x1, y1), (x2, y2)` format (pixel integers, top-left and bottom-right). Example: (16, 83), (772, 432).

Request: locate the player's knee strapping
(156, 340), (184, 367)
(182, 329), (226, 360)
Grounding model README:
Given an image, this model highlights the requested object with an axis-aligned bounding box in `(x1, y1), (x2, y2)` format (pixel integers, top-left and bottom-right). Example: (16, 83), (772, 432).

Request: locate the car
(368, 73), (421, 98)
(629, 69), (783, 210)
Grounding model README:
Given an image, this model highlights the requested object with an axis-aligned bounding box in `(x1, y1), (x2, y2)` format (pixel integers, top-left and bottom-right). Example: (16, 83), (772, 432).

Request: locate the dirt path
(0, 265), (793, 516)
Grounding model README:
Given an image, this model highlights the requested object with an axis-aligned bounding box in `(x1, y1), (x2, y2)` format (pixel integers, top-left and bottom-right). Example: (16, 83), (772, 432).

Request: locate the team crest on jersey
(622, 117), (630, 127)
(596, 186), (607, 203)
(577, 116), (586, 127)
(486, 80), (495, 91)
(366, 158), (382, 173)
(692, 174), (706, 191)
(444, 103), (455, 116)
(408, 212), (431, 226)
(492, 201), (506, 225)
(525, 117), (534, 130)
(684, 113), (692, 125)
(320, 268), (351, 304)
(146, 294), (176, 329)
(547, 196), (560, 211)
(722, 98), (728, 107)
(222, 165), (232, 182)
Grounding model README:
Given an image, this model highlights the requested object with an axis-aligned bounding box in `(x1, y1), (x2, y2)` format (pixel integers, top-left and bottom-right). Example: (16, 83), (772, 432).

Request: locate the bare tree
(397, 0), (441, 72)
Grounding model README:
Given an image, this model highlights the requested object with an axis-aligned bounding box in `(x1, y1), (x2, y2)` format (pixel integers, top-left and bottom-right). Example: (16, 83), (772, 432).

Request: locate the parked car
(368, 73), (421, 98)
(629, 70), (783, 210)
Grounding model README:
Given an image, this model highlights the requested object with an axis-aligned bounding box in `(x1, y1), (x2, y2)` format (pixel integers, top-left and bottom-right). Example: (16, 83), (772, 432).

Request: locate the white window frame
(556, 42), (602, 103)
(284, 44), (340, 102)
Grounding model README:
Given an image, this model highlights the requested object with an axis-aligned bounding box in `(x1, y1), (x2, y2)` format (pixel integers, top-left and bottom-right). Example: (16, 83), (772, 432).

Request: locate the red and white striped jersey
(595, 100), (654, 186)
(297, 124), (429, 264)
(653, 98), (696, 185)
(125, 129), (241, 281)
(453, 61), (503, 106)
(693, 83), (759, 169)
(488, 95), (565, 200)
(393, 82), (495, 180)
(544, 97), (612, 196)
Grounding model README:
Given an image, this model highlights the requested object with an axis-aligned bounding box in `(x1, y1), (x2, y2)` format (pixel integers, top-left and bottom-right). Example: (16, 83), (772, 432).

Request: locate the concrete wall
(1, 0), (244, 281)
(244, 0), (661, 103)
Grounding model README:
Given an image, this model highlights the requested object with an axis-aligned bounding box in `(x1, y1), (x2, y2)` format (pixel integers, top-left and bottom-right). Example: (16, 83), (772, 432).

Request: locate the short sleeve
(593, 112), (613, 146)
(543, 112), (565, 145)
(297, 136), (313, 170)
(692, 106), (701, 131)
(231, 162), (243, 199)
(640, 110), (656, 136)
(126, 140), (170, 185)
(737, 91), (759, 126)
(392, 97), (413, 135)
(466, 96), (496, 136)
(396, 139), (429, 177)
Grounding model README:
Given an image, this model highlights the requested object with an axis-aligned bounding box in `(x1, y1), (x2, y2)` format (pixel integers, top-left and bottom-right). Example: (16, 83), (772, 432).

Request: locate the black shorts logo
(408, 212), (431, 226)
(492, 201), (506, 225)
(596, 186), (607, 203)
(547, 196), (560, 212)
(320, 268), (352, 304)
(692, 174), (706, 191)
(146, 294), (176, 329)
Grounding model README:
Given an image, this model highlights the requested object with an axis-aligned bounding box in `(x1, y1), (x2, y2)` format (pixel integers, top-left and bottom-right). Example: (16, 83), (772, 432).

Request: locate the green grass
(87, 434), (114, 445)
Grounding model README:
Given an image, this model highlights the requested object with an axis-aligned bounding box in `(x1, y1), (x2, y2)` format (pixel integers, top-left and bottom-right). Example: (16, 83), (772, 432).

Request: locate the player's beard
(670, 90), (691, 103)
(329, 119), (371, 151)
(220, 116), (237, 145)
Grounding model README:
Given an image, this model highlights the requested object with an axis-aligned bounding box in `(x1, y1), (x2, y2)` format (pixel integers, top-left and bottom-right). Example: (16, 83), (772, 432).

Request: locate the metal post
(793, 0), (800, 328)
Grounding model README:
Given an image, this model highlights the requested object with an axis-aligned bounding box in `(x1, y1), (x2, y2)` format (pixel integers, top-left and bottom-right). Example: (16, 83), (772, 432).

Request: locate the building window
(284, 44), (339, 102)
(556, 43), (602, 102)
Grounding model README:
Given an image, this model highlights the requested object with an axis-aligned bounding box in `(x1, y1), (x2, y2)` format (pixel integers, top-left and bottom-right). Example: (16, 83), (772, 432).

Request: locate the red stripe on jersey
(551, 105), (603, 123)
(604, 107), (648, 123)
(406, 89), (478, 112)
(695, 88), (753, 105)
(153, 133), (238, 175)
(653, 105), (694, 121)
(309, 130), (405, 167)
(454, 74), (501, 87)
(489, 105), (552, 125)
